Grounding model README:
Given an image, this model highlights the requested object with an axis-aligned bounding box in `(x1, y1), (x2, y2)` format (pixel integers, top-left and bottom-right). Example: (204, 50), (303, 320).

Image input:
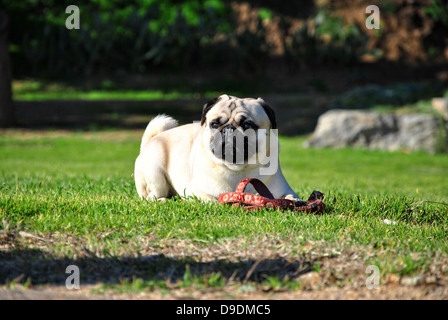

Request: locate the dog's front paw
(145, 192), (168, 202)
(284, 194), (301, 201)
(184, 190), (218, 202)
(197, 193), (218, 202)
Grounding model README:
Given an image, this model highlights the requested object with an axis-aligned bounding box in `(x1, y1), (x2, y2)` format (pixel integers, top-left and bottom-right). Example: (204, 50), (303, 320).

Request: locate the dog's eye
(242, 122), (255, 130)
(210, 121), (220, 129)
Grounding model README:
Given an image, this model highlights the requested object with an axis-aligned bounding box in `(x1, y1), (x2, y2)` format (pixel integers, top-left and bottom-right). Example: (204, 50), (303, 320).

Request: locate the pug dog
(134, 94), (300, 202)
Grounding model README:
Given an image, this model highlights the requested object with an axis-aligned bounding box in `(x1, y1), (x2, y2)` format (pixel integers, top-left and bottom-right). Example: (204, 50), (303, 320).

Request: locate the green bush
(6, 0), (233, 76)
(285, 10), (368, 67)
(330, 83), (447, 110)
(3, 1), (383, 77)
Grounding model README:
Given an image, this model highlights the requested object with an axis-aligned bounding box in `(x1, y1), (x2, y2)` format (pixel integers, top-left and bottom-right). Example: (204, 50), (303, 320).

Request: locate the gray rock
(304, 110), (446, 153)
(400, 275), (425, 286)
(432, 98), (448, 120)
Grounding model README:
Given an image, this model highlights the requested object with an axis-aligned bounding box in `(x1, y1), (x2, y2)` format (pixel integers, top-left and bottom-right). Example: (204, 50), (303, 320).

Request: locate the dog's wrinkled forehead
(201, 94), (277, 129)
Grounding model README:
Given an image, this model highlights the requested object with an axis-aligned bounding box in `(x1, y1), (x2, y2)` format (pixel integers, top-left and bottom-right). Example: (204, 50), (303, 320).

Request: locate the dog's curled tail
(140, 114), (178, 152)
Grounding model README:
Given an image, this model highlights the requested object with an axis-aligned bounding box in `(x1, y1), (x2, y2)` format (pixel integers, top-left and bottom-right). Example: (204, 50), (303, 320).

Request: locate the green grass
(370, 98), (442, 115)
(11, 79), (250, 101)
(1, 130), (448, 294)
(14, 89), (204, 101)
(12, 79), (213, 101)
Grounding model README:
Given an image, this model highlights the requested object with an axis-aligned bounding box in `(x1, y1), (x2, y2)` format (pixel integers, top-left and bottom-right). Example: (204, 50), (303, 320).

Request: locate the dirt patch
(1, 128), (143, 141)
(1, 283), (445, 300)
(1, 231), (447, 299)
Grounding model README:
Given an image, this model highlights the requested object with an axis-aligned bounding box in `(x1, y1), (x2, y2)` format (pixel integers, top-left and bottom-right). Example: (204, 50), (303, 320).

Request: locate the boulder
(432, 98), (448, 120)
(304, 110), (446, 153)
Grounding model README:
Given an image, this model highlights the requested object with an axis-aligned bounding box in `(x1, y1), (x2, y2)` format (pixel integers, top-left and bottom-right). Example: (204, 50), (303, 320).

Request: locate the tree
(0, 8), (15, 127)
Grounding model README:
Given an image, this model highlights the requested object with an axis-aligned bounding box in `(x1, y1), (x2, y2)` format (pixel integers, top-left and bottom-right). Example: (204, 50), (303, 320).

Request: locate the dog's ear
(257, 98), (277, 129)
(201, 97), (221, 125)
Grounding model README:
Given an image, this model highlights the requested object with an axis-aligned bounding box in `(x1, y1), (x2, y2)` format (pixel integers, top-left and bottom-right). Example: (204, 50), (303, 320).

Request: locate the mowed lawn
(1, 129), (448, 298)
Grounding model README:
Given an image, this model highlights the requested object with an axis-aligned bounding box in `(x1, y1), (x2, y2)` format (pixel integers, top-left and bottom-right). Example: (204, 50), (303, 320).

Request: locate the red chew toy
(218, 178), (325, 213)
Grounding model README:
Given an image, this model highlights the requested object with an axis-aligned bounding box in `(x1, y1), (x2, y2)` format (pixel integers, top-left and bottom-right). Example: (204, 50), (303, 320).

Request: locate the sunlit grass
(1, 130), (447, 293)
(11, 79), (227, 101)
(12, 79), (216, 101)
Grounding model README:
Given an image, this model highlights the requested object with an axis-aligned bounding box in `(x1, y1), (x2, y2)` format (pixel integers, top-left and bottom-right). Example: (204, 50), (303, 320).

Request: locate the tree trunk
(0, 8), (15, 127)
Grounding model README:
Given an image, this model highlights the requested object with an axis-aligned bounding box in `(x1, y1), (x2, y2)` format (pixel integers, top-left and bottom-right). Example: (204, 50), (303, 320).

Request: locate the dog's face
(200, 94), (277, 169)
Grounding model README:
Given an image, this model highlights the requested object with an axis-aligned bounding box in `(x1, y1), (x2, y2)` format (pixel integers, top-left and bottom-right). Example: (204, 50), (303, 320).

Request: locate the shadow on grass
(14, 99), (204, 131)
(0, 247), (313, 287)
(13, 93), (333, 135)
(12, 61), (448, 135)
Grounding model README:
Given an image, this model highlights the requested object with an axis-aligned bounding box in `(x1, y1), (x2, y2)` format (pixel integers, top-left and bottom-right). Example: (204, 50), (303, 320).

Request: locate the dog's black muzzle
(210, 125), (257, 163)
